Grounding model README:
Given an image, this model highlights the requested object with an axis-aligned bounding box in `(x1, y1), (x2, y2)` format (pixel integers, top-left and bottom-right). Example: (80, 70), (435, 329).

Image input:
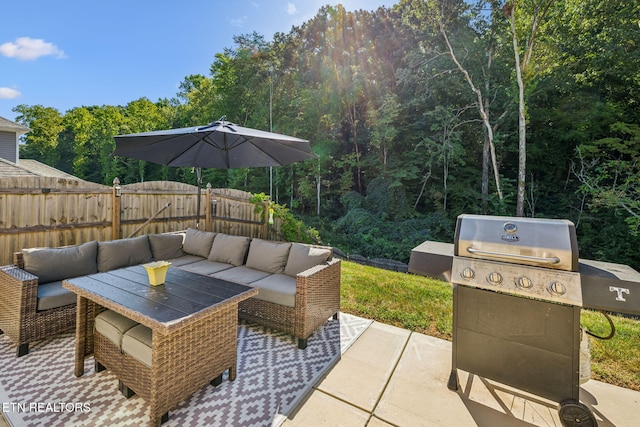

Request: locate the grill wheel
(559, 399), (598, 427)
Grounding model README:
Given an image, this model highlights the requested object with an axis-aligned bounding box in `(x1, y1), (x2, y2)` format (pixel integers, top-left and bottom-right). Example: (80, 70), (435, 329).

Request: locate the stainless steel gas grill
(407, 214), (640, 426)
(448, 215), (593, 426)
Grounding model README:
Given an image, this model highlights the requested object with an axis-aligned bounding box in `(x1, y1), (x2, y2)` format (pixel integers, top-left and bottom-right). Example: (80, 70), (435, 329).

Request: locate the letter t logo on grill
(609, 286), (630, 302)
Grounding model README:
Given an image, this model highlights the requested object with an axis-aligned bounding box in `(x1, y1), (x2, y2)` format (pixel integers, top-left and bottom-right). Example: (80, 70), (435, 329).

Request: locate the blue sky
(1, 1), (394, 122)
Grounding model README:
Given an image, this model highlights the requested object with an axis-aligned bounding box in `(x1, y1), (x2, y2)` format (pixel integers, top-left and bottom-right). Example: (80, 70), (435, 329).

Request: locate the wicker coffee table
(63, 265), (257, 426)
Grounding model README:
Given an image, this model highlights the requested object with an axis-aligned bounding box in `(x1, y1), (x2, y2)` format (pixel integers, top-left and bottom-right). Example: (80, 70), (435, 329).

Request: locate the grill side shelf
(580, 259), (640, 316)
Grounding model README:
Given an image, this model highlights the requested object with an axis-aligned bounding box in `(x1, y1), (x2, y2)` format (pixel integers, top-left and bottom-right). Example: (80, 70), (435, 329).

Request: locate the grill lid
(454, 215), (579, 272)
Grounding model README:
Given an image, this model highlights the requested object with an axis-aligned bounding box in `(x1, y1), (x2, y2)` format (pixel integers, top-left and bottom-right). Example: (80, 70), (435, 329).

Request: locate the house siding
(0, 131), (18, 163)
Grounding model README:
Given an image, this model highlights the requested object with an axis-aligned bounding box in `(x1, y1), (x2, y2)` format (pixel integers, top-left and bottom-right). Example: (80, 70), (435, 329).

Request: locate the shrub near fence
(0, 177), (279, 266)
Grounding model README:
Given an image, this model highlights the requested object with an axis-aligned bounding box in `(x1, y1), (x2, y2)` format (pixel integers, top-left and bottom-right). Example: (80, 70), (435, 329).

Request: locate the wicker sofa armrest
(294, 258), (341, 341)
(0, 265), (40, 340)
(296, 257), (341, 280)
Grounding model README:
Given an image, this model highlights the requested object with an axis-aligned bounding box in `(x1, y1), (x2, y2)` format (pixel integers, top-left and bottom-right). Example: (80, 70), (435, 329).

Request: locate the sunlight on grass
(581, 309), (640, 391)
(341, 260), (452, 340)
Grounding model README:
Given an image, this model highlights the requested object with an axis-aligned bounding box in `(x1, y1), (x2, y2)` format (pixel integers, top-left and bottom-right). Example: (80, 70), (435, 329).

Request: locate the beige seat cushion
(149, 233), (184, 260)
(22, 241), (98, 284)
(97, 236), (153, 272)
(37, 281), (77, 310)
(284, 243), (332, 277)
(182, 228), (216, 258)
(122, 324), (152, 367)
(166, 254), (205, 267)
(212, 266), (271, 285)
(208, 234), (251, 266)
(95, 310), (138, 348)
(250, 274), (297, 307)
(178, 259), (233, 276)
(245, 239), (292, 274)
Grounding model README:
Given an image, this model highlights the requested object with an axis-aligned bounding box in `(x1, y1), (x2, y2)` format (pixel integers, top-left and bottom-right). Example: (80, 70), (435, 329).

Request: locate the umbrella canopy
(113, 119), (317, 228)
(113, 119), (316, 169)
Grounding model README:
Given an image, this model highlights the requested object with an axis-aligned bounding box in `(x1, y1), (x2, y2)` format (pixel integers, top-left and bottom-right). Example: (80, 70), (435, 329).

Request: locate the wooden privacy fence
(0, 176), (280, 266)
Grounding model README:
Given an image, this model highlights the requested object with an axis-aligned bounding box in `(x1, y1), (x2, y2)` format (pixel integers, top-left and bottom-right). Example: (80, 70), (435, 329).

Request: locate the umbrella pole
(196, 167), (202, 229)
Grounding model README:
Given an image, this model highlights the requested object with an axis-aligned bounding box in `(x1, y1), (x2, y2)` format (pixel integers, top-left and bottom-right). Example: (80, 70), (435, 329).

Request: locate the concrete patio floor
(2, 321), (638, 426)
(283, 321), (640, 427)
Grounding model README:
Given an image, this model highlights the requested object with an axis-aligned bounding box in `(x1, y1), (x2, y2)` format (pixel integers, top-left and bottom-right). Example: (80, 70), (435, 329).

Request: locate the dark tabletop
(63, 265), (257, 333)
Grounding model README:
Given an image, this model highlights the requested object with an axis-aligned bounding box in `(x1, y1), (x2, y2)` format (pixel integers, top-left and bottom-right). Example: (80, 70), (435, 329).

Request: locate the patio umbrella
(113, 118), (316, 227)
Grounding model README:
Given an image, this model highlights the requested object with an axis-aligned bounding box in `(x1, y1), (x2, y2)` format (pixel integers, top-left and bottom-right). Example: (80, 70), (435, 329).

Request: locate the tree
(504, 0), (557, 216)
(575, 122), (640, 234)
(14, 104), (64, 166)
(440, 21), (504, 203)
(367, 93), (401, 174)
(421, 105), (473, 211)
(63, 107), (98, 179)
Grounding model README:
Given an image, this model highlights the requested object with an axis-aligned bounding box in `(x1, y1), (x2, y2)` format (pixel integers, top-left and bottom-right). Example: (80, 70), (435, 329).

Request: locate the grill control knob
(547, 281), (567, 296)
(460, 267), (475, 280)
(516, 276), (534, 289)
(487, 272), (503, 285)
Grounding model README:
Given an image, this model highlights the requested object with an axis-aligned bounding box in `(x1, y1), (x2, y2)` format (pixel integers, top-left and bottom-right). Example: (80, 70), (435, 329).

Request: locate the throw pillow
(149, 233), (184, 260)
(208, 233), (251, 266)
(97, 235), (153, 272)
(284, 243), (332, 277)
(245, 238), (292, 274)
(182, 228), (216, 258)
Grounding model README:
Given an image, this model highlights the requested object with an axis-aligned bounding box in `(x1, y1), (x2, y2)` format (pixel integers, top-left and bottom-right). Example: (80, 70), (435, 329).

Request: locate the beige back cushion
(284, 243), (332, 277)
(245, 239), (292, 274)
(182, 228), (216, 258)
(149, 233), (184, 260)
(22, 241), (98, 283)
(97, 236), (153, 272)
(208, 234), (251, 266)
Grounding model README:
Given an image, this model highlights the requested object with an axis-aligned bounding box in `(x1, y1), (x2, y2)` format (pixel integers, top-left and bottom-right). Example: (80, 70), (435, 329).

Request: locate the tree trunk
(351, 102), (362, 193)
(482, 100), (490, 211)
(440, 20), (504, 201)
(414, 171), (432, 210)
(481, 42), (494, 212)
(511, 9), (527, 217)
(442, 129), (449, 212)
(508, 0), (556, 217)
(316, 160), (321, 216)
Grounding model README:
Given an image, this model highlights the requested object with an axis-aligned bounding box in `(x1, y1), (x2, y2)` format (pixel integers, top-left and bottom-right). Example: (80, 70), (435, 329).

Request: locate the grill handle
(466, 247), (560, 264)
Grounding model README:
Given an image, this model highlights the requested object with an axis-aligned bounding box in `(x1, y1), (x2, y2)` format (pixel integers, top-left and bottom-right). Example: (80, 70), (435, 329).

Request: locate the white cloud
(0, 87), (21, 99)
(286, 3), (297, 15)
(0, 37), (66, 61)
(230, 16), (248, 27)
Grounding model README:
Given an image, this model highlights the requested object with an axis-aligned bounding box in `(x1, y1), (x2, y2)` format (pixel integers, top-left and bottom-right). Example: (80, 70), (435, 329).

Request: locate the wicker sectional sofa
(0, 229), (341, 357)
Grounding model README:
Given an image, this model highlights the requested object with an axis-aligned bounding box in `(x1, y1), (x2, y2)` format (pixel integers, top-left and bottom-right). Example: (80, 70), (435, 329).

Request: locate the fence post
(205, 183), (212, 232)
(112, 178), (121, 240)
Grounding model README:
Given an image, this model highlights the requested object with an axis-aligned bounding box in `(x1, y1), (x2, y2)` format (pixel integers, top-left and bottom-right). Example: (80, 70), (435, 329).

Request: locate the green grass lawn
(340, 260), (640, 391)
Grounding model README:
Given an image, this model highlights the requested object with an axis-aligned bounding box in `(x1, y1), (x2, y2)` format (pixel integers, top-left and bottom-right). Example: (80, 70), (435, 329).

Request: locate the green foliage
(331, 207), (452, 262)
(249, 193), (319, 244)
(340, 191), (364, 211)
(576, 122), (640, 236)
(15, 104), (64, 166)
(12, 1), (640, 272)
(576, 211), (639, 270)
(364, 176), (411, 220)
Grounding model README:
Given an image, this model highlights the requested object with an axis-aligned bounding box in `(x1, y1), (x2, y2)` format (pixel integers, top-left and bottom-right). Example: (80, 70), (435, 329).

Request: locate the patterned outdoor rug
(0, 313), (371, 427)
